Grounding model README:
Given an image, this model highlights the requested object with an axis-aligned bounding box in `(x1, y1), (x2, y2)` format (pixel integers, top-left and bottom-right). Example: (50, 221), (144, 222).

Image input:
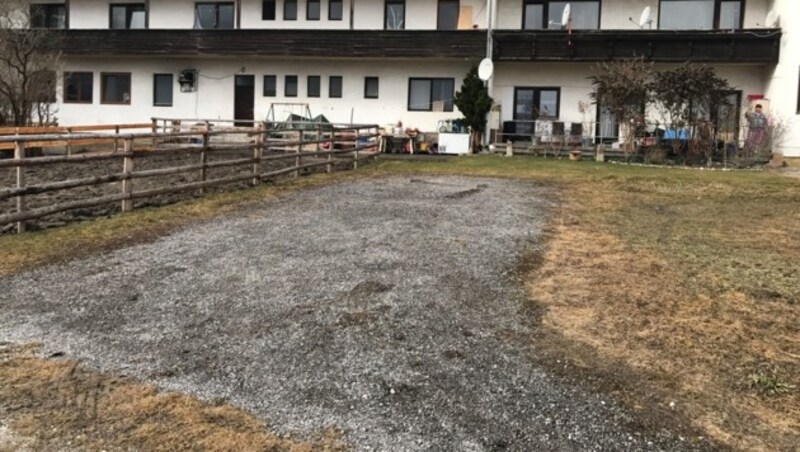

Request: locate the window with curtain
(110, 4), (146, 29)
(194, 2), (234, 29)
(101, 73), (132, 105)
(385, 0), (405, 30)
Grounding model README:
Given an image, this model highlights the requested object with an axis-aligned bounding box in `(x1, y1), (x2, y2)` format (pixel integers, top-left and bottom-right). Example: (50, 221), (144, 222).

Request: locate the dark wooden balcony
(55, 29), (486, 59)
(53, 29), (780, 64)
(492, 29), (781, 64)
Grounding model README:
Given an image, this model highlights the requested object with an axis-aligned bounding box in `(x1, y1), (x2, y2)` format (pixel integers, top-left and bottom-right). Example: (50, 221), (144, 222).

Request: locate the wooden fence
(0, 119), (380, 233)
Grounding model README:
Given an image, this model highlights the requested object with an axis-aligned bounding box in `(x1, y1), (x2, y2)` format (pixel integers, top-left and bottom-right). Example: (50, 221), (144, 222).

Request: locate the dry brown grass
(0, 343), (345, 451)
(526, 182), (799, 451)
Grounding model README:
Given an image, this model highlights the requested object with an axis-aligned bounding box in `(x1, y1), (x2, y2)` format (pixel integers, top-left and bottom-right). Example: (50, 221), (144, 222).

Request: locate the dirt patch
(525, 184), (800, 451)
(0, 343), (345, 451)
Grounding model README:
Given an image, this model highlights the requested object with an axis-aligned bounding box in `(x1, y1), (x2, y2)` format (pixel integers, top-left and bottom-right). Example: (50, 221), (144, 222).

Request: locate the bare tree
(589, 58), (654, 158)
(0, 0), (61, 127)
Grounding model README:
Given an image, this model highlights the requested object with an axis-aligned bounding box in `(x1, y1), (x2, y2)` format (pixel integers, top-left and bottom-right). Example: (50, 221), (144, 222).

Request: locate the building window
(262, 0), (276, 20)
(307, 76), (321, 98)
(307, 0), (321, 20)
(514, 87), (560, 121)
(101, 73), (132, 105)
(153, 74), (173, 107)
(264, 75), (277, 96)
(437, 0), (459, 30)
(284, 0), (297, 20)
(194, 2), (235, 29)
(64, 72), (93, 104)
(718, 1), (742, 29)
(364, 77), (379, 99)
(408, 78), (455, 112)
(385, 0), (405, 30)
(110, 4), (146, 29)
(329, 76), (343, 98)
(329, 0), (343, 20)
(660, 0), (743, 30)
(30, 4), (67, 29)
(523, 1), (544, 29)
(548, 1), (598, 29)
(285, 75), (298, 97)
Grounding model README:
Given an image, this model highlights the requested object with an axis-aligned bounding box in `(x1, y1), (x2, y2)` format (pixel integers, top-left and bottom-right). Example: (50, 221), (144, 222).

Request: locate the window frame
(63, 72), (93, 104)
(262, 0), (276, 20)
(307, 0), (321, 20)
(100, 72), (132, 105)
(384, 0), (406, 30)
(329, 0), (344, 20)
(437, 0), (460, 30)
(520, 0), (600, 30)
(263, 75), (277, 97)
(407, 77), (455, 112)
(194, 2), (236, 29)
(797, 67), (800, 115)
(29, 3), (67, 29)
(153, 73), (173, 107)
(307, 75), (321, 98)
(512, 86), (562, 121)
(364, 77), (379, 99)
(658, 0), (745, 30)
(284, 0), (298, 20)
(329, 76), (343, 98)
(285, 75), (298, 97)
(109, 3), (148, 29)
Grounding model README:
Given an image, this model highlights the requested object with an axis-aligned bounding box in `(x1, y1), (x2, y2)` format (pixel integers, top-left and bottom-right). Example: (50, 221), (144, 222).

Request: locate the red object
(747, 94), (765, 101)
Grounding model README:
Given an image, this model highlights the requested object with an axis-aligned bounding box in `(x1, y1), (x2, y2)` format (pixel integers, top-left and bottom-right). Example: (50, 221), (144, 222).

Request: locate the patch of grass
(750, 365), (797, 397)
(0, 343), (345, 451)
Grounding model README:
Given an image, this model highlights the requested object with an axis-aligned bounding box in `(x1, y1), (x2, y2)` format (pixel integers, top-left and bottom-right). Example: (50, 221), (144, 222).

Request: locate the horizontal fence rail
(0, 119), (380, 233)
(494, 119), (778, 165)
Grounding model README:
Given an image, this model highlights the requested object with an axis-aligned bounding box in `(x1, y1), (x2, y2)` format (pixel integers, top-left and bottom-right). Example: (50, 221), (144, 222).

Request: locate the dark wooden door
(234, 75), (255, 126)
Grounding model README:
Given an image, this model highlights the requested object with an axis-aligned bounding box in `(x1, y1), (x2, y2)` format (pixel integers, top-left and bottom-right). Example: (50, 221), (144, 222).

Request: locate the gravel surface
(1, 176), (702, 451)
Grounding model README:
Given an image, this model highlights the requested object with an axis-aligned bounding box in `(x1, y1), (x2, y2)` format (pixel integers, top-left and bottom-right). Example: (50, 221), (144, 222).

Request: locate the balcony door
(234, 75), (255, 127)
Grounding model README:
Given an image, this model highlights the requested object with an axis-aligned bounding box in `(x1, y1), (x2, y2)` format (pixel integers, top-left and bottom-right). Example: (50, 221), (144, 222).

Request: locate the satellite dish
(561, 3), (571, 27)
(764, 10), (780, 28)
(478, 58), (494, 82)
(639, 6), (652, 29)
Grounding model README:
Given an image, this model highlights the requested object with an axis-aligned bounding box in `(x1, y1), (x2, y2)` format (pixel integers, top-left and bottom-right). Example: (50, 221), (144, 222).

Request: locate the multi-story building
(12, 0), (800, 156)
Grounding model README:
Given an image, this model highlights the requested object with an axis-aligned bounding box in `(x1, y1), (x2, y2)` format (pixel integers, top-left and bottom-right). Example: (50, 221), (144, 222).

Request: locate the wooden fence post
(295, 128), (302, 178)
(14, 141), (26, 233)
(253, 123), (263, 187)
(114, 125), (120, 152)
(199, 123), (209, 195)
(121, 138), (134, 212)
(151, 118), (158, 150)
(66, 127), (73, 156)
(353, 129), (359, 170)
(326, 127), (333, 174)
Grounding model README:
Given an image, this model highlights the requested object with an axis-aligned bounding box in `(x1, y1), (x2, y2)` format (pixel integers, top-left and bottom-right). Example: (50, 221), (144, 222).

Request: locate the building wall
(765, 0), (800, 157)
(493, 62), (766, 131)
(56, 57), (473, 130)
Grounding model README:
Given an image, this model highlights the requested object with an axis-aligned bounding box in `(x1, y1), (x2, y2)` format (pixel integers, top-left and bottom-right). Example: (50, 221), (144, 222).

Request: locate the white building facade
(15, 0), (800, 156)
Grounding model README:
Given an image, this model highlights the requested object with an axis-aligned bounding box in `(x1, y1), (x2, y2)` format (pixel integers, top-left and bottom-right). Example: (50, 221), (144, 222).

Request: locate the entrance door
(234, 75), (255, 127)
(714, 91), (742, 145)
(596, 103), (618, 143)
(513, 87), (560, 139)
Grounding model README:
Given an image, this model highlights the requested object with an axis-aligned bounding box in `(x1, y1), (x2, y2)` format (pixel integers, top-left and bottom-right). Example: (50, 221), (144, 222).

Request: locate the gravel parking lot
(0, 176), (703, 450)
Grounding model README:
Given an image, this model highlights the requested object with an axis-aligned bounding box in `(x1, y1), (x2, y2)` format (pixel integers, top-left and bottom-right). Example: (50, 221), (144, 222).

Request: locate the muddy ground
(0, 176), (715, 451)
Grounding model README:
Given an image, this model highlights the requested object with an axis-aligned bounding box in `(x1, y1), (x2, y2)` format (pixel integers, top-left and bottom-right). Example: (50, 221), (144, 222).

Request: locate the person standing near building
(743, 104), (769, 156)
